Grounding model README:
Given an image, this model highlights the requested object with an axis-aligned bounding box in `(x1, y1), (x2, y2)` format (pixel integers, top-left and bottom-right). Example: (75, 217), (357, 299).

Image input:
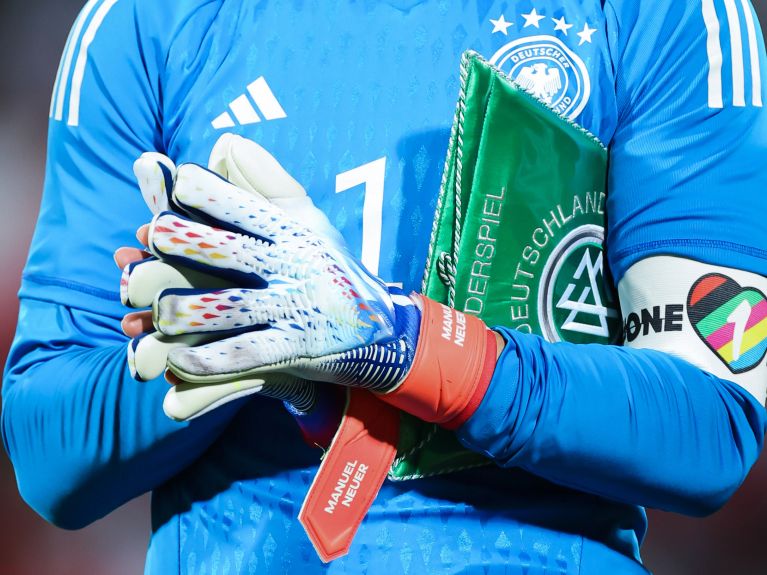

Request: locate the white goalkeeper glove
(123, 135), (350, 424)
(123, 140), (500, 428)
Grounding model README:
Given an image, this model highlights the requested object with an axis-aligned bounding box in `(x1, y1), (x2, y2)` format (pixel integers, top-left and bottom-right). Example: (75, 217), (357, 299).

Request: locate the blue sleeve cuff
(456, 328), (523, 462)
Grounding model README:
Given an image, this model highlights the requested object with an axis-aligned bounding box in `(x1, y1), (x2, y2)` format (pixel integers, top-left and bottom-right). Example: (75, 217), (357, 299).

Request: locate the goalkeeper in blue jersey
(3, 0), (767, 573)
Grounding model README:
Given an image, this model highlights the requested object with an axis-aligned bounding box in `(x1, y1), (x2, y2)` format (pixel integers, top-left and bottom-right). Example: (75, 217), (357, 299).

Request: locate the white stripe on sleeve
(67, 0), (119, 127)
(739, 0), (763, 107)
(53, 0), (102, 121)
(703, 0), (724, 108)
(723, 0), (746, 107)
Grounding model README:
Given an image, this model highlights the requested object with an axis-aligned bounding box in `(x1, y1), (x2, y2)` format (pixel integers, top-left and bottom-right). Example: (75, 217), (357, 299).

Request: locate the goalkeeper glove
(122, 155), (500, 429)
(124, 135), (351, 442)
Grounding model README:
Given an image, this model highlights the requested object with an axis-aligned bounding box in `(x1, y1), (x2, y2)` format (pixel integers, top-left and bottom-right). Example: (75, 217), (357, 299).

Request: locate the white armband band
(619, 256), (767, 403)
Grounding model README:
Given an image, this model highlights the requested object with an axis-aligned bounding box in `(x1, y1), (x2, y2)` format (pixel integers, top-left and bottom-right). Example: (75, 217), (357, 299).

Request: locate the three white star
(552, 16), (573, 35)
(521, 8), (545, 29)
(577, 23), (597, 45)
(490, 14), (513, 35)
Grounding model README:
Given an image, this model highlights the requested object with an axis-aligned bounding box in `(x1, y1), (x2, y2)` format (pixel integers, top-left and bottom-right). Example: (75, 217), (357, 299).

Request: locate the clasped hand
(115, 134), (498, 431)
(114, 135), (417, 422)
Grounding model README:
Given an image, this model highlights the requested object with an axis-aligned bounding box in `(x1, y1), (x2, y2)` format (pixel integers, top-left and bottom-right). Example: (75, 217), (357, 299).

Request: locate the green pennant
(389, 51), (619, 481)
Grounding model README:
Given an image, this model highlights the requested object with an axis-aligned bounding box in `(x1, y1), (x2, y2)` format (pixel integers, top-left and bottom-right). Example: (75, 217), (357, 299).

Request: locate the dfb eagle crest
(514, 63), (562, 104)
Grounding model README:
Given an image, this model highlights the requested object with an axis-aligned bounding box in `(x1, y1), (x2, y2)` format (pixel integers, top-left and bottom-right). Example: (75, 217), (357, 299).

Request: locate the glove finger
(172, 164), (316, 246)
(166, 327), (309, 382)
(208, 133), (306, 200)
(163, 371), (317, 421)
(153, 285), (296, 336)
(121, 256), (236, 308)
(156, 278), (388, 352)
(148, 211), (278, 286)
(167, 167), (390, 314)
(209, 134), (347, 248)
(134, 153), (177, 215)
(128, 330), (213, 382)
(148, 210), (355, 291)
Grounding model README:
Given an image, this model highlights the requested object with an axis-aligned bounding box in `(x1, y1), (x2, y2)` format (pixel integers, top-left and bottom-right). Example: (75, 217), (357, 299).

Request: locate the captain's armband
(619, 256), (767, 402)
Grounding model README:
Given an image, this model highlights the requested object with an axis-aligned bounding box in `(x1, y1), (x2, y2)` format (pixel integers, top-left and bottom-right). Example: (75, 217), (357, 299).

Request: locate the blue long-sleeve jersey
(3, 1), (767, 573)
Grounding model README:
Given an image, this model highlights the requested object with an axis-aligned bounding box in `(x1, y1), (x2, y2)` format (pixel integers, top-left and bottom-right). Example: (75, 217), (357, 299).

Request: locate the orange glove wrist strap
(380, 295), (497, 429)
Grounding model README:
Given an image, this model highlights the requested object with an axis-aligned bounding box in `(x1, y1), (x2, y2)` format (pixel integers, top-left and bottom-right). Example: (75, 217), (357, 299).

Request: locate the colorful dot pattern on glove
(145, 165), (396, 379)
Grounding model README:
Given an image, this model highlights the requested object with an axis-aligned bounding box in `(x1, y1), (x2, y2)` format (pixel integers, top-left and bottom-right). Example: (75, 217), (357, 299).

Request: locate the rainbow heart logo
(688, 274), (767, 374)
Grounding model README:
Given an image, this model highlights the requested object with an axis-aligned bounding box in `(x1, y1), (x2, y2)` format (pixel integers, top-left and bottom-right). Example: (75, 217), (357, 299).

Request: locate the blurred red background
(0, 2), (766, 573)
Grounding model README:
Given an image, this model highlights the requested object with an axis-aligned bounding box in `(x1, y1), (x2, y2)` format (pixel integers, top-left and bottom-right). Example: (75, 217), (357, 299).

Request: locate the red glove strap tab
(381, 295), (493, 426)
(299, 388), (399, 563)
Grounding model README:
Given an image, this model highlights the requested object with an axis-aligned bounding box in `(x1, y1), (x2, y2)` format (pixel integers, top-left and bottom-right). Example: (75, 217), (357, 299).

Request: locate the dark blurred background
(1, 2), (766, 573)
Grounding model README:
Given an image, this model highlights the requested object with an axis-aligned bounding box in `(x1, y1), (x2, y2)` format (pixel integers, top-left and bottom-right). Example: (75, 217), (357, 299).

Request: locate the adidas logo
(211, 77), (287, 129)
